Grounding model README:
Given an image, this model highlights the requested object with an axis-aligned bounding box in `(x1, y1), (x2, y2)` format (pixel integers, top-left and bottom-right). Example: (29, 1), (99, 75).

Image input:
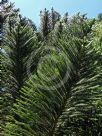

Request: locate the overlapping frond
(4, 31), (81, 136)
(54, 39), (102, 136)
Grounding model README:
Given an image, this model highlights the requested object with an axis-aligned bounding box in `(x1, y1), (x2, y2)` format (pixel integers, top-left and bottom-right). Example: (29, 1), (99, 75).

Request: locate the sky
(9, 0), (102, 27)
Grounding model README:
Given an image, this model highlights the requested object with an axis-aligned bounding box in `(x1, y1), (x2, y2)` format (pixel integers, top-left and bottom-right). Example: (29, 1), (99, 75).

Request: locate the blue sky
(10, 0), (102, 26)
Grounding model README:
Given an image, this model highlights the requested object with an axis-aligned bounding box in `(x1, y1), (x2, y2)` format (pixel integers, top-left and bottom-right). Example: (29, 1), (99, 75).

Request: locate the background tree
(39, 8), (60, 38)
(98, 13), (102, 21)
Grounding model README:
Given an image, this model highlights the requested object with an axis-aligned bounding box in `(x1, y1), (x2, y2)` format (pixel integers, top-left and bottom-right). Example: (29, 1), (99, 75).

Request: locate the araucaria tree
(0, 2), (102, 136)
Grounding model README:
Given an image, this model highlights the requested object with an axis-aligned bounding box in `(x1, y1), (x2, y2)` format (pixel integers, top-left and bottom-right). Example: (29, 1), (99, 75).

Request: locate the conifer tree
(0, 4), (102, 136)
(3, 13), (102, 136)
(0, 4), (40, 135)
(40, 8), (60, 38)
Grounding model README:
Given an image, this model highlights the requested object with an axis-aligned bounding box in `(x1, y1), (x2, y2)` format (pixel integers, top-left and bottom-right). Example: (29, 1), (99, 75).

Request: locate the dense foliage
(0, 1), (102, 136)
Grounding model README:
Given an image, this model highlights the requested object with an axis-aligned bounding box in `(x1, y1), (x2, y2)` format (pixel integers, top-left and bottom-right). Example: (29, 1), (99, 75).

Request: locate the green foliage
(4, 36), (80, 136)
(54, 20), (102, 136)
(54, 39), (102, 136)
(0, 92), (12, 136)
(2, 21), (39, 98)
(1, 5), (102, 136)
(0, 10), (40, 135)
